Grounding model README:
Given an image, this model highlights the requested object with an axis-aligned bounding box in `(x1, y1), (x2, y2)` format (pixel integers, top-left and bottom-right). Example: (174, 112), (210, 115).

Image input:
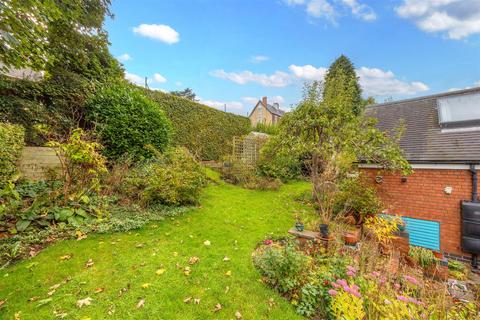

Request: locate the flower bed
(253, 232), (480, 319)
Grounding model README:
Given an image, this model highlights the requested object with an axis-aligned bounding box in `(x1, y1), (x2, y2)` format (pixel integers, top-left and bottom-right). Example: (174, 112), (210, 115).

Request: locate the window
(437, 92), (480, 127)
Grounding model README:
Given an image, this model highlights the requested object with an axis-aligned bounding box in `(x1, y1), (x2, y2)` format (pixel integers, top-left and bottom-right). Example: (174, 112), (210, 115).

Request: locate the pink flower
(347, 265), (356, 272)
(394, 283), (401, 290)
(328, 289), (338, 296)
(264, 239), (273, 245)
(397, 295), (409, 303)
(346, 270), (355, 277)
(404, 275), (419, 285)
(337, 279), (348, 287)
(331, 282), (340, 288)
(371, 271), (380, 277)
(351, 284), (360, 291)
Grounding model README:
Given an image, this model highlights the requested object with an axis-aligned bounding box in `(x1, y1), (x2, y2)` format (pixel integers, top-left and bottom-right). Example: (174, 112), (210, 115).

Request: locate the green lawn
(0, 180), (313, 319)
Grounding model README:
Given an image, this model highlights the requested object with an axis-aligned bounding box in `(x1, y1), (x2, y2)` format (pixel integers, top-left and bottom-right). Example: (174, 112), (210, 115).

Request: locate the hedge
(145, 90), (251, 160)
(85, 83), (172, 160)
(0, 123), (25, 188)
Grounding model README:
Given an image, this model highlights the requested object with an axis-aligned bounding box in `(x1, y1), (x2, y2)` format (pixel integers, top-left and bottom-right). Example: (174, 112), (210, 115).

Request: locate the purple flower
(328, 289), (338, 296)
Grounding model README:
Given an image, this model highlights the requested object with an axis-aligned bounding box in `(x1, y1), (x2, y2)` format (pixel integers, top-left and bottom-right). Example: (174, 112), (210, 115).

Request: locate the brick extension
(361, 167), (477, 258)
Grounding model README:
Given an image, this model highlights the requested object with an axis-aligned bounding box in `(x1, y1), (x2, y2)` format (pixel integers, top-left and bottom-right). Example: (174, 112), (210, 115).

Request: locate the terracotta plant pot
(433, 251), (443, 259)
(343, 228), (360, 245)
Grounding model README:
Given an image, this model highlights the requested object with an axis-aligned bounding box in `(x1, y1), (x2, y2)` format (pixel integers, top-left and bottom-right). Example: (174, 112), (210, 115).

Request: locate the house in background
(249, 96), (285, 126)
(361, 87), (480, 265)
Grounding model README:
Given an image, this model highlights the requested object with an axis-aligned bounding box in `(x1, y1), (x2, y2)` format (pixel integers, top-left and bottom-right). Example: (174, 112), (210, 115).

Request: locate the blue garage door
(402, 217), (440, 251)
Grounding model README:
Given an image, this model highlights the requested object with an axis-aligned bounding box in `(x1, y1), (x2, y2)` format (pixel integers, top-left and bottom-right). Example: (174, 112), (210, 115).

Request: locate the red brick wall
(361, 168), (478, 257)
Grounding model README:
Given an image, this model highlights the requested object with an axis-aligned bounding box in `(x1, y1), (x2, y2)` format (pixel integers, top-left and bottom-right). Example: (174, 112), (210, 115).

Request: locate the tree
(0, 0), (119, 77)
(170, 88), (197, 101)
(263, 79), (410, 224)
(323, 55), (363, 115)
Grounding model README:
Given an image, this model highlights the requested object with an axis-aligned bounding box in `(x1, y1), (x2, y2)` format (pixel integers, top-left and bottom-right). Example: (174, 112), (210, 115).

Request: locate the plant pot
(398, 224), (406, 232)
(295, 221), (305, 232)
(433, 251), (444, 260)
(319, 224), (329, 238)
(343, 232), (359, 245)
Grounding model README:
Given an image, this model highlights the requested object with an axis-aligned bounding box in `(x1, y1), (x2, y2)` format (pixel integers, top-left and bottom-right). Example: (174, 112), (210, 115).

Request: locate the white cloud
(307, 0), (336, 21)
(283, 0), (375, 22)
(133, 24), (180, 44)
(475, 80), (480, 87)
(242, 96), (286, 106)
(242, 97), (259, 105)
(395, 0), (480, 39)
(341, 0), (377, 21)
(153, 73), (167, 83)
(357, 67), (429, 96)
(125, 72), (145, 85)
(117, 53), (131, 62)
(250, 55), (270, 63)
(200, 99), (244, 110)
(212, 64), (428, 97)
(289, 64), (328, 81)
(210, 69), (292, 87)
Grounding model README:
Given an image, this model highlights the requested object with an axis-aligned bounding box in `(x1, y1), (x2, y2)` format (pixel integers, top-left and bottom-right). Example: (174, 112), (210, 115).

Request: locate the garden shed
(361, 87), (480, 264)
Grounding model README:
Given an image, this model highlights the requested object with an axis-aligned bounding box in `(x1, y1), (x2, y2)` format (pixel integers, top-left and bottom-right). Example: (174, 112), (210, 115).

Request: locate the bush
(252, 123), (279, 135)
(220, 157), (282, 190)
(124, 147), (207, 206)
(333, 175), (383, 223)
(253, 241), (309, 294)
(85, 82), (172, 160)
(0, 123), (25, 188)
(145, 90), (250, 160)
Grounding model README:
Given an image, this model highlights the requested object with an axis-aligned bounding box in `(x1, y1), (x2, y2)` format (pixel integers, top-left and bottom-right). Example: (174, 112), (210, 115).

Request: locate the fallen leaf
(135, 243), (145, 248)
(0, 300), (5, 309)
(136, 299), (145, 309)
(225, 270), (232, 277)
(29, 249), (38, 257)
(184, 266), (191, 276)
(156, 268), (166, 275)
(235, 311), (242, 319)
(213, 303), (222, 312)
(76, 297), (93, 308)
(59, 254), (71, 261)
(194, 298), (201, 304)
(141, 283), (150, 289)
(85, 259), (94, 268)
(267, 298), (275, 307)
(224, 286), (230, 294)
(183, 297), (192, 303)
(94, 288), (104, 293)
(36, 298), (52, 308)
(188, 257), (199, 265)
(47, 289), (56, 296)
(223, 256), (230, 262)
(26, 262), (38, 269)
(15, 312), (21, 320)
(173, 252), (178, 257)
(76, 231), (87, 241)
(53, 310), (68, 318)
(203, 240), (211, 246)
(28, 296), (40, 302)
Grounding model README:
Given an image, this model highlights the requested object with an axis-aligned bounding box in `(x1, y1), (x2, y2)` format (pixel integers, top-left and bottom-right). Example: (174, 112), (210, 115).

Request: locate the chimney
(262, 96), (267, 106)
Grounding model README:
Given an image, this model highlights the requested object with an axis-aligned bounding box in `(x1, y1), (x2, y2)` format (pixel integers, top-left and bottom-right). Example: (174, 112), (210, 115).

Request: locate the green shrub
(409, 246), (436, 268)
(333, 175), (383, 223)
(253, 241), (309, 294)
(252, 123), (279, 135)
(145, 90), (250, 160)
(220, 157), (281, 190)
(85, 82), (172, 160)
(124, 147), (207, 206)
(0, 123), (25, 188)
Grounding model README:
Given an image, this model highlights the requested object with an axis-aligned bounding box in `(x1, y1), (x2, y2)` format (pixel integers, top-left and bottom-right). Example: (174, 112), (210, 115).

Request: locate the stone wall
(18, 147), (61, 180)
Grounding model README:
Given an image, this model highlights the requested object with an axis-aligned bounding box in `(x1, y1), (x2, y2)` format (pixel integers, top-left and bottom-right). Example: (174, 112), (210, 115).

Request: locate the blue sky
(105, 0), (480, 115)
